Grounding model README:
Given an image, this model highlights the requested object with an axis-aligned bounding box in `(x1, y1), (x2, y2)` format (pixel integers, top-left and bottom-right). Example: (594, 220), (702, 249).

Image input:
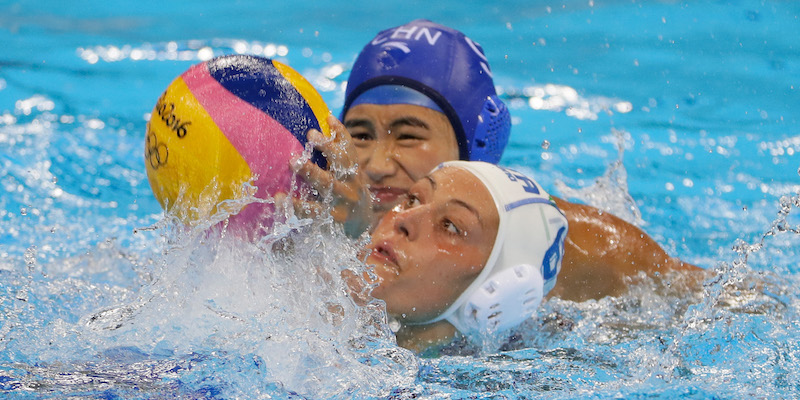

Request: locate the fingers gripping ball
(144, 55), (331, 230)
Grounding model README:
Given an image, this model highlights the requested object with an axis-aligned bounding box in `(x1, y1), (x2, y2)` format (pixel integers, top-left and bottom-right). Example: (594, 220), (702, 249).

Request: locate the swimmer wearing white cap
(362, 161), (567, 352)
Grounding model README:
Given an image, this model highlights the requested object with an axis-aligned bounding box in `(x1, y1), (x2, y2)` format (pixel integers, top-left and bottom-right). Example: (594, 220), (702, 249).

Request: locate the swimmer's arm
(549, 197), (700, 301)
(291, 115), (375, 237)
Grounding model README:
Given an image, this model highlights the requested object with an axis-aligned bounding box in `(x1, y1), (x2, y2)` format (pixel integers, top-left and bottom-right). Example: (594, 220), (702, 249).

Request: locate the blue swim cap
(342, 19), (511, 164)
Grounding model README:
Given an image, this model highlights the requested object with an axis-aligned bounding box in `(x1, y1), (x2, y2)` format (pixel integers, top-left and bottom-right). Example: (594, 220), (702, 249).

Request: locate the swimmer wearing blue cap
(295, 20), (699, 306)
(341, 19), (510, 222)
(295, 19), (510, 234)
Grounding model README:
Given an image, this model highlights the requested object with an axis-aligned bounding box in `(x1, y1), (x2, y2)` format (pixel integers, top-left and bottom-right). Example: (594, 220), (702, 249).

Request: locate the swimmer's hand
(291, 115), (373, 237)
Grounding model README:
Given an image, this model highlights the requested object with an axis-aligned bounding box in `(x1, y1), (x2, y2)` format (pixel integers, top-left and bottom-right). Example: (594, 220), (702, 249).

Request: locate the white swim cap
(427, 161), (568, 336)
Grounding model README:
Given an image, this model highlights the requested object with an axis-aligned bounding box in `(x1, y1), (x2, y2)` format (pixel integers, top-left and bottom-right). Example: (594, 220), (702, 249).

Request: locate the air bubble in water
(20, 207), (28, 216)
(541, 140), (550, 150)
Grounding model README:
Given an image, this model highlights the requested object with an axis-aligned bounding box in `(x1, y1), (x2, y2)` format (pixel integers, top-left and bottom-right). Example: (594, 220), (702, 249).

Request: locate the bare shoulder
(549, 197), (701, 301)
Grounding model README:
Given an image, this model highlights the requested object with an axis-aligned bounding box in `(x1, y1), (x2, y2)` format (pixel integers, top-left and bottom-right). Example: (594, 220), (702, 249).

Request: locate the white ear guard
(456, 263), (545, 332)
(425, 161), (568, 337)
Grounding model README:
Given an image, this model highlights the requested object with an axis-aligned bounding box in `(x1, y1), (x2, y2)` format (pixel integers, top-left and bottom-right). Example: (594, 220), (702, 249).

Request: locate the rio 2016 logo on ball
(144, 54), (331, 230)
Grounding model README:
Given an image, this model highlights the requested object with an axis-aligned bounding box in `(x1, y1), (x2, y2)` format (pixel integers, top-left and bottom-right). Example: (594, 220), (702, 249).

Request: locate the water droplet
(24, 246), (37, 273)
(779, 196), (792, 215)
(388, 318), (402, 333)
(541, 140), (550, 150)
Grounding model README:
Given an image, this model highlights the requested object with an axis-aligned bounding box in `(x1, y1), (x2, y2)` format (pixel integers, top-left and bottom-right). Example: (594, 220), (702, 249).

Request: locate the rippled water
(2, 0), (800, 398)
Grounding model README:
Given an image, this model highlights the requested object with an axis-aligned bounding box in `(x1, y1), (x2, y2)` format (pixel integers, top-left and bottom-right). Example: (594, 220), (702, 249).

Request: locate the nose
(391, 203), (427, 241)
(363, 140), (398, 183)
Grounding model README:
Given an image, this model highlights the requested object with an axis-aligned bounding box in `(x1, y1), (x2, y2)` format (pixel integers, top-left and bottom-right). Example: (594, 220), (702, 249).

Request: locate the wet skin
(363, 166), (499, 324)
(344, 103), (460, 222)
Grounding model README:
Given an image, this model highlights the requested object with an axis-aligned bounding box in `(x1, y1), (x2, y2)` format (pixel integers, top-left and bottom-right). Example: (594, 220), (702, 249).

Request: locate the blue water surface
(2, 0), (800, 399)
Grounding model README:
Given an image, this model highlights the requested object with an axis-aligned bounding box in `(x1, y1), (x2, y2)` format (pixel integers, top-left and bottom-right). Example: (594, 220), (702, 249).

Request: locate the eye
(443, 219), (462, 235)
(344, 122), (375, 144)
(350, 131), (374, 143)
(404, 193), (421, 209)
(396, 132), (423, 141)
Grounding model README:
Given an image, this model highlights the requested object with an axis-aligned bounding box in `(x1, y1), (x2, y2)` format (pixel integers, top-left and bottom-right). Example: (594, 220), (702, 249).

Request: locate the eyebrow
(344, 118), (373, 131)
(388, 116), (430, 131)
(426, 175), (483, 225)
(344, 116), (429, 133)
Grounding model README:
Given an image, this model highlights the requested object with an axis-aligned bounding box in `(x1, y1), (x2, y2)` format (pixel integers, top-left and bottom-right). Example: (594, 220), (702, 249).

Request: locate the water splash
(1, 202), (418, 398)
(641, 189), (800, 393)
(554, 128), (645, 226)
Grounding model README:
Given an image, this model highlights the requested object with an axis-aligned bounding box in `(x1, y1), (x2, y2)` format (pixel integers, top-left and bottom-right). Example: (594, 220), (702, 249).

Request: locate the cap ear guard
(469, 95), (511, 164)
(451, 263), (545, 334)
(453, 226), (568, 335)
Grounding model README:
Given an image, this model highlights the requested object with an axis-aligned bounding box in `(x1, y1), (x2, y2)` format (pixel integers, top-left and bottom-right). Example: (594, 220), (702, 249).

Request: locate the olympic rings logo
(146, 130), (169, 169)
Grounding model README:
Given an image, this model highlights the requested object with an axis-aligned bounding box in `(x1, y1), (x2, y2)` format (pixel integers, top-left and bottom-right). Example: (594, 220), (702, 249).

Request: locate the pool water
(2, 0), (800, 398)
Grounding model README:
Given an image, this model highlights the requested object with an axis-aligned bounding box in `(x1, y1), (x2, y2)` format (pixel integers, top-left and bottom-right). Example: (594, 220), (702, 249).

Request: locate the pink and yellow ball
(145, 55), (331, 230)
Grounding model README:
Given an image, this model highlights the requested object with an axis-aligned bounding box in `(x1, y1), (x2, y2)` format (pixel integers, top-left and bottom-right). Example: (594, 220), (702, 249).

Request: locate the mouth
(369, 186), (407, 205)
(367, 241), (400, 274)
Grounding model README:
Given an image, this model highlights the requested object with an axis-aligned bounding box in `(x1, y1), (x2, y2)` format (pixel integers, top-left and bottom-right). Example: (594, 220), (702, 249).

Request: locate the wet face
(364, 167), (499, 323)
(344, 103), (460, 220)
